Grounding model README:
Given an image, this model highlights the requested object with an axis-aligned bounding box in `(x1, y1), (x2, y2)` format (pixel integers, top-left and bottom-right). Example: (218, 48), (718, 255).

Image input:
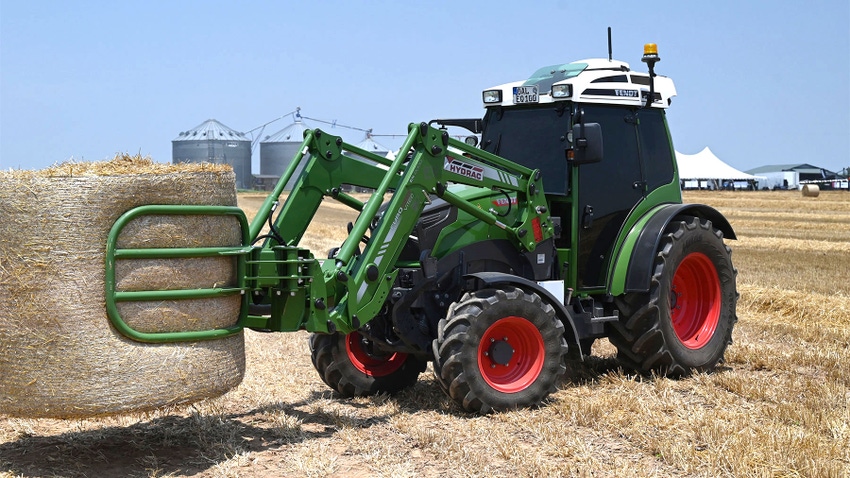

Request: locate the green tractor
(106, 43), (737, 413)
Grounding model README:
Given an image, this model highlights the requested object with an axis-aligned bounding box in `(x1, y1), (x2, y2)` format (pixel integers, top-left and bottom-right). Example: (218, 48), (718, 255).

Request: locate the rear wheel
(610, 217), (737, 375)
(310, 331), (426, 397)
(432, 287), (568, 413)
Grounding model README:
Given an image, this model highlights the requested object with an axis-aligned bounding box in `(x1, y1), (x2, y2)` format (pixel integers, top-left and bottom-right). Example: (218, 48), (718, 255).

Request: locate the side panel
(576, 106), (682, 292)
(575, 105), (643, 289)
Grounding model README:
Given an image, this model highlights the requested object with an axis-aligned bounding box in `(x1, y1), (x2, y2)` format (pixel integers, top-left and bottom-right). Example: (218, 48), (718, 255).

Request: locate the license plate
(513, 85), (539, 104)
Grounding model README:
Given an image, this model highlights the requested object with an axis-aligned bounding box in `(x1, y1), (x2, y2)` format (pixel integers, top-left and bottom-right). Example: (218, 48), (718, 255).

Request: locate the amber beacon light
(642, 43), (660, 64)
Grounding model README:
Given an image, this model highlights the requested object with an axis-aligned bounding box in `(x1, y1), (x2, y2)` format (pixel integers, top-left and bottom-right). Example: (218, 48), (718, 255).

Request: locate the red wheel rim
(345, 332), (407, 377)
(670, 252), (721, 349)
(477, 316), (545, 393)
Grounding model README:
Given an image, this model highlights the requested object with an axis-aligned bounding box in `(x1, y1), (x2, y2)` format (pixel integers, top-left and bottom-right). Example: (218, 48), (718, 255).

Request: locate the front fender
(463, 272), (583, 360)
(609, 203), (735, 295)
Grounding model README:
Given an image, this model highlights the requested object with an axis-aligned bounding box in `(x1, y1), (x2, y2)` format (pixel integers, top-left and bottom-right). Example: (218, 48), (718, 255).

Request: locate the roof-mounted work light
(551, 84), (572, 98)
(482, 90), (502, 104)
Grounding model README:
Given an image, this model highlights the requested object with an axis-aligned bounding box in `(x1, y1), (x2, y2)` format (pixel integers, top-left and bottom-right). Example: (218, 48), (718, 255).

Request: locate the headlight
(482, 90), (502, 103)
(552, 84), (572, 98)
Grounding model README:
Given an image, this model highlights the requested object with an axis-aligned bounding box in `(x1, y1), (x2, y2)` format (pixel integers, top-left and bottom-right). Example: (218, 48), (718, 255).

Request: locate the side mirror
(569, 122), (603, 165)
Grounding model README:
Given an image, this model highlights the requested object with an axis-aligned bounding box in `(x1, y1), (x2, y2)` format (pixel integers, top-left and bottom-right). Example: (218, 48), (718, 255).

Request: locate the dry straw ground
(1, 190), (848, 477)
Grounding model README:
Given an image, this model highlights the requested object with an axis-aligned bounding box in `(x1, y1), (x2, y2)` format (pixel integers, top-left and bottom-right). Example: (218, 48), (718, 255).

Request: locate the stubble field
(1, 190), (848, 477)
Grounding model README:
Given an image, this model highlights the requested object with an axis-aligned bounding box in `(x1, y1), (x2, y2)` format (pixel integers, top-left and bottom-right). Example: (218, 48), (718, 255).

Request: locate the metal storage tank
(260, 119), (311, 190)
(352, 132), (391, 159)
(172, 119), (252, 189)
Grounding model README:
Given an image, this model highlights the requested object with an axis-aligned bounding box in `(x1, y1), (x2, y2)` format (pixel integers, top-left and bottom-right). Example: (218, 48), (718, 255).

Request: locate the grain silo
(259, 118), (311, 190)
(352, 132), (392, 159)
(172, 119), (252, 189)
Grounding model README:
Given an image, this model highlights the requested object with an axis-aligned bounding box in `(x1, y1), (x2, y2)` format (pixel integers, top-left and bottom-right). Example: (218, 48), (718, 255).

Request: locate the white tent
(675, 147), (763, 189)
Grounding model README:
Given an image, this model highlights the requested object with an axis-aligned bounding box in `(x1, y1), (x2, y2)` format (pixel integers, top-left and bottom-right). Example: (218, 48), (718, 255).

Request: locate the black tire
(432, 286), (568, 413)
(309, 331), (426, 397)
(609, 217), (738, 376)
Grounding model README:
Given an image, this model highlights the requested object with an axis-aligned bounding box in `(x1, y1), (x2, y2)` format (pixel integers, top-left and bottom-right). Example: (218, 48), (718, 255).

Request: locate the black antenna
(607, 27), (613, 61)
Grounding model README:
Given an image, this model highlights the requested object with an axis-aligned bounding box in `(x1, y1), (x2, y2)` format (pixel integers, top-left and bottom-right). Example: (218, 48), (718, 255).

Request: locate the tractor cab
(456, 50), (680, 290)
(476, 56), (677, 195)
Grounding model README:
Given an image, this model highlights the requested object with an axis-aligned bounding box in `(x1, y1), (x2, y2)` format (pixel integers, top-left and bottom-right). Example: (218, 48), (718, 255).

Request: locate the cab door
(575, 105), (643, 289)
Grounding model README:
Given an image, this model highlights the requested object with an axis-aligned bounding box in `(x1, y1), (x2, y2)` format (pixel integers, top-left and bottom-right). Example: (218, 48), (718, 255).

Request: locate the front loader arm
(246, 122), (554, 335)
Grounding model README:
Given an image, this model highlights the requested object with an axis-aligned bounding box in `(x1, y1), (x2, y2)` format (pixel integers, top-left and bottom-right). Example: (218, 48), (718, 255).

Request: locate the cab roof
(483, 58), (677, 109)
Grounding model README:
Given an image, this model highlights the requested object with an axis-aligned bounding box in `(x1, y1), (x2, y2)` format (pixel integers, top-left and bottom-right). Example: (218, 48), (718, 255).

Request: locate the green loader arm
(104, 122), (555, 343)
(247, 122), (554, 335)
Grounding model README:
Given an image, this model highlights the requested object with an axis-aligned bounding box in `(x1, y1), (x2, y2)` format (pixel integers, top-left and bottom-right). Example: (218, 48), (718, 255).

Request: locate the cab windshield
(480, 105), (572, 195)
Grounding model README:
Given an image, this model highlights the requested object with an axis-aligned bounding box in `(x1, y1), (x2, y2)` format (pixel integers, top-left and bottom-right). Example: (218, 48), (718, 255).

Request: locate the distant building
(745, 164), (846, 190)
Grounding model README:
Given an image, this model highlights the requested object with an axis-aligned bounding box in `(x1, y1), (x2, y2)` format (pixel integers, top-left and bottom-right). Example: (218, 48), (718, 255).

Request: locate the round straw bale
(0, 155), (246, 418)
(802, 184), (820, 197)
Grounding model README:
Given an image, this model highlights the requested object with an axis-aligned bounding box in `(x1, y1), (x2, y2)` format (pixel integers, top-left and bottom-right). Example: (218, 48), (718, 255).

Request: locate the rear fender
(463, 272), (583, 360)
(610, 203), (735, 295)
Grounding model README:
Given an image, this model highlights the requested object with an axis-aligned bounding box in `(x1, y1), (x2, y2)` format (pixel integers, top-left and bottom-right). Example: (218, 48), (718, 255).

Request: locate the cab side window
(638, 109), (675, 190)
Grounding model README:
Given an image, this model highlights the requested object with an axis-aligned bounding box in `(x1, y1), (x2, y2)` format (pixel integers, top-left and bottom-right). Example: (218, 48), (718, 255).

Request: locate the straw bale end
(1, 156), (246, 418)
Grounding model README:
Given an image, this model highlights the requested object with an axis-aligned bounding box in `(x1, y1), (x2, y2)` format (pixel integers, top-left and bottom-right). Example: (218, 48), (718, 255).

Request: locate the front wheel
(309, 332), (426, 397)
(432, 287), (568, 413)
(610, 216), (738, 376)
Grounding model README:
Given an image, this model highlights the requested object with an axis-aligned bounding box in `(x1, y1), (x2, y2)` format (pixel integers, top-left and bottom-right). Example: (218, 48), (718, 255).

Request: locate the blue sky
(2, 1), (848, 174)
